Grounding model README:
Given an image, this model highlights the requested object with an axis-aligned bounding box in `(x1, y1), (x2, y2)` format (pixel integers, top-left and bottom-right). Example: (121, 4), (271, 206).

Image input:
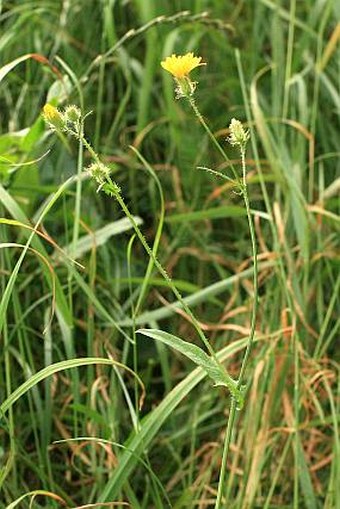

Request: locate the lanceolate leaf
(137, 328), (238, 395)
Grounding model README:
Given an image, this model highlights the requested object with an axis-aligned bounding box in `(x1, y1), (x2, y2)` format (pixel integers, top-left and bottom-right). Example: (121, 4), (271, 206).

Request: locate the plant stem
(237, 147), (258, 388)
(187, 97), (240, 183)
(215, 152), (258, 508)
(111, 185), (238, 395)
(214, 397), (237, 507)
(185, 96), (258, 507)
(113, 188), (209, 355)
(115, 192), (206, 344)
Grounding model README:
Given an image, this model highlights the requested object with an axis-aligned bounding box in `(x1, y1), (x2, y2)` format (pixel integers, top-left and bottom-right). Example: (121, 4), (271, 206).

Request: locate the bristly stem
(215, 397), (237, 507)
(113, 187), (214, 354)
(187, 97), (240, 183)
(237, 146), (258, 388)
(185, 96), (258, 508)
(214, 146), (258, 508)
(108, 180), (240, 401)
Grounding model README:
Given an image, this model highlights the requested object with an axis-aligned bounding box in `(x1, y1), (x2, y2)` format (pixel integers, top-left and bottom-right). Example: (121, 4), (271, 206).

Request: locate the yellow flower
(161, 52), (205, 79)
(42, 104), (65, 129)
(43, 104), (59, 121)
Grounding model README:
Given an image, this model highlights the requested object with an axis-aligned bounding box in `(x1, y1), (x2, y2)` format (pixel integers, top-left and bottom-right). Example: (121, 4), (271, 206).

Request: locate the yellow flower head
(43, 104), (59, 121)
(161, 52), (205, 79)
(42, 104), (65, 129)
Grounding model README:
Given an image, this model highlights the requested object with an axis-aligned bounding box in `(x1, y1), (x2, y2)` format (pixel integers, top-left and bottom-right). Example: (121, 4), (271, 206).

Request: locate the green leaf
(137, 328), (238, 394)
(0, 179), (74, 338)
(0, 54), (36, 84)
(20, 116), (45, 152)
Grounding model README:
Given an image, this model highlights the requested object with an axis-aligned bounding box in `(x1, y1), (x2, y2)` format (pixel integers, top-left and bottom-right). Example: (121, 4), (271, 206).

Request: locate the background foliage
(0, 0), (339, 507)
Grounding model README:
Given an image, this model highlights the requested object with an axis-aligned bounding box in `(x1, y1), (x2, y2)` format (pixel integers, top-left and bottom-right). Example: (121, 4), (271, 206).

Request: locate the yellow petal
(160, 52), (205, 78)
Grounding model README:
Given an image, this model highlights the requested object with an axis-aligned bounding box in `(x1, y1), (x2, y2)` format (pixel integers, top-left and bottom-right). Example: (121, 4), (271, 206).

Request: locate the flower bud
(42, 104), (65, 130)
(86, 162), (111, 185)
(64, 105), (81, 123)
(227, 118), (249, 148)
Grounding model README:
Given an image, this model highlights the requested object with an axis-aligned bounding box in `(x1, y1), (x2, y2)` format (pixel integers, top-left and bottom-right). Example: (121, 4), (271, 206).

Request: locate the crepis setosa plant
(160, 52), (256, 508)
(42, 60), (254, 506)
(41, 67), (251, 414)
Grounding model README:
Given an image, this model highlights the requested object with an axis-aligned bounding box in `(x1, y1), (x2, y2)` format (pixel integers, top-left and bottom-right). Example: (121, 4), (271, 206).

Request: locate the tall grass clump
(0, 1), (339, 508)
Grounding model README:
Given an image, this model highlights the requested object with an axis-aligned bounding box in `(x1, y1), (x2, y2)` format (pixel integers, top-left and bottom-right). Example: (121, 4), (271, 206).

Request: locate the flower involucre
(161, 52), (205, 79)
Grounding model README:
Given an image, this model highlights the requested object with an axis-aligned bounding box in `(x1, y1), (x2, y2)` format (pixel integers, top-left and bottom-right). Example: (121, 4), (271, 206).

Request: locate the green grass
(0, 1), (339, 508)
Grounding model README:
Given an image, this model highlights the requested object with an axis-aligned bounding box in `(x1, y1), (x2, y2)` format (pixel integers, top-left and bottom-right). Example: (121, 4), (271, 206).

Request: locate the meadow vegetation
(0, 1), (339, 508)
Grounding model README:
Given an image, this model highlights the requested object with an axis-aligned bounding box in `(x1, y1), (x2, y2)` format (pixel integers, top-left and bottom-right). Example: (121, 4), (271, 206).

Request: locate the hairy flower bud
(227, 118), (249, 148)
(64, 105), (81, 123)
(42, 104), (65, 130)
(86, 162), (111, 185)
